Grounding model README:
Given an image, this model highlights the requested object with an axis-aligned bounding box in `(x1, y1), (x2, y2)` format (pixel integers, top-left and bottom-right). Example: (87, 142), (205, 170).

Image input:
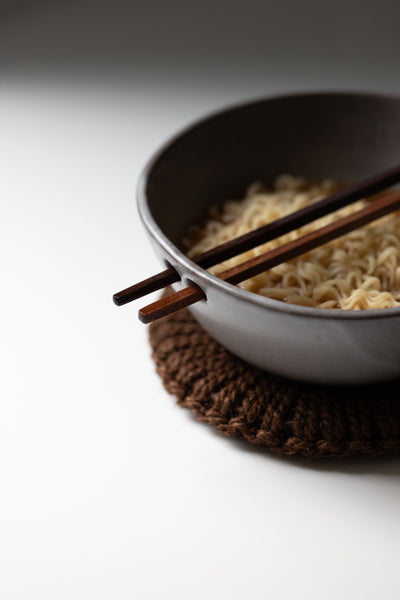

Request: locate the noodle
(183, 175), (400, 310)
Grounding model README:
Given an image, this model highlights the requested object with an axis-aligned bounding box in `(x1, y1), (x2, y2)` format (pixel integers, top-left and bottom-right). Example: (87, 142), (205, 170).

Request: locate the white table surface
(1, 1), (400, 598)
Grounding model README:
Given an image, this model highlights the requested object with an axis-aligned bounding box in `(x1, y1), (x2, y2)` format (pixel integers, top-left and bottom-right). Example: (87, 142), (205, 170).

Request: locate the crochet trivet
(149, 291), (400, 458)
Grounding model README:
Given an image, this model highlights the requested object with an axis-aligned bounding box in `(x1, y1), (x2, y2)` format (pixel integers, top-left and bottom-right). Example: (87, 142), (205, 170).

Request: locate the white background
(1, 1), (400, 598)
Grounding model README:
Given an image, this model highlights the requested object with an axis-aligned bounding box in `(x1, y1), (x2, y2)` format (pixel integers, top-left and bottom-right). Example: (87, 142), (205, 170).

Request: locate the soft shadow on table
(183, 410), (400, 476)
(230, 435), (400, 476)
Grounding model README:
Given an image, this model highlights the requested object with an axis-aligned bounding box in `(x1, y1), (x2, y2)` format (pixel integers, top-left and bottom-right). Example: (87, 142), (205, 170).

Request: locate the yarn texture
(149, 292), (400, 458)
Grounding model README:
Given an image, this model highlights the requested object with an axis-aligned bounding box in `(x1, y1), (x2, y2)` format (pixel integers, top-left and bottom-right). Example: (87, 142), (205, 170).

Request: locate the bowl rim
(137, 90), (400, 321)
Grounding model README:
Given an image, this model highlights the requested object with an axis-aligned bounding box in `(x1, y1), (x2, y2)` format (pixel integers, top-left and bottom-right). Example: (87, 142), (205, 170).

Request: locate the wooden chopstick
(113, 164), (400, 306)
(138, 189), (400, 323)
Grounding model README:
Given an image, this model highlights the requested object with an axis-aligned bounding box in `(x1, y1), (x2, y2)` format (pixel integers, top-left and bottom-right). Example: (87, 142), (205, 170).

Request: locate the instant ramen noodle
(184, 175), (400, 310)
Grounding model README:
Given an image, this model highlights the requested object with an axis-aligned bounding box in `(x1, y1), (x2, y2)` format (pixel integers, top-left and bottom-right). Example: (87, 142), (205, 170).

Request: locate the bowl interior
(144, 92), (400, 247)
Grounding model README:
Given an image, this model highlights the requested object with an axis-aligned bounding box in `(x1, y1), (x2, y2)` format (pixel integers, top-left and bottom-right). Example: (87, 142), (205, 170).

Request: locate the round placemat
(149, 293), (400, 458)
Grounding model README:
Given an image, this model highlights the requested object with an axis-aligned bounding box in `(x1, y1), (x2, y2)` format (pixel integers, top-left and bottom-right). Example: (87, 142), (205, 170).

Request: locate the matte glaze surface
(138, 92), (400, 384)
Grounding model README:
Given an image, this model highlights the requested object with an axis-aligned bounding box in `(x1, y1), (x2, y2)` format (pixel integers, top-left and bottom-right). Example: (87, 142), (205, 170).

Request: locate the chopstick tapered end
(113, 267), (180, 307)
(112, 292), (127, 306)
(139, 285), (206, 324)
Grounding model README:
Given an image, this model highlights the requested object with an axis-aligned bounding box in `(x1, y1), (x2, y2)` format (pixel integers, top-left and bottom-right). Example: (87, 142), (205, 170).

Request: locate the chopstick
(138, 189), (400, 323)
(113, 165), (400, 306)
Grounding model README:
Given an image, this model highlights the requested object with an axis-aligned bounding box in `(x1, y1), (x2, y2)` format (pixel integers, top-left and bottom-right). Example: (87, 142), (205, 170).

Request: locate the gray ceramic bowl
(138, 92), (400, 385)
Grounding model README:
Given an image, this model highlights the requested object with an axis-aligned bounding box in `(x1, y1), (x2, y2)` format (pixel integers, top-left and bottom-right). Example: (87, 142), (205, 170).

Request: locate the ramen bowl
(138, 92), (400, 385)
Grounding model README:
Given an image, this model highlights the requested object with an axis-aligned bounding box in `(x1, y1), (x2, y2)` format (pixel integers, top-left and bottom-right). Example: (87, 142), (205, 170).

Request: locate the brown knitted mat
(149, 292), (400, 458)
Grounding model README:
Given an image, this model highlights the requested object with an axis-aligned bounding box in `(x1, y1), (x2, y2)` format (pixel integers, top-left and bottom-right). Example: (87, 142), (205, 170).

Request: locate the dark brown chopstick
(138, 189), (400, 323)
(113, 164), (400, 306)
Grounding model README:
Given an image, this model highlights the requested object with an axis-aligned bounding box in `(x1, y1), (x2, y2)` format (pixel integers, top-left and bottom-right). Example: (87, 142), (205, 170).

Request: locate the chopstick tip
(138, 308), (153, 324)
(112, 292), (125, 306)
